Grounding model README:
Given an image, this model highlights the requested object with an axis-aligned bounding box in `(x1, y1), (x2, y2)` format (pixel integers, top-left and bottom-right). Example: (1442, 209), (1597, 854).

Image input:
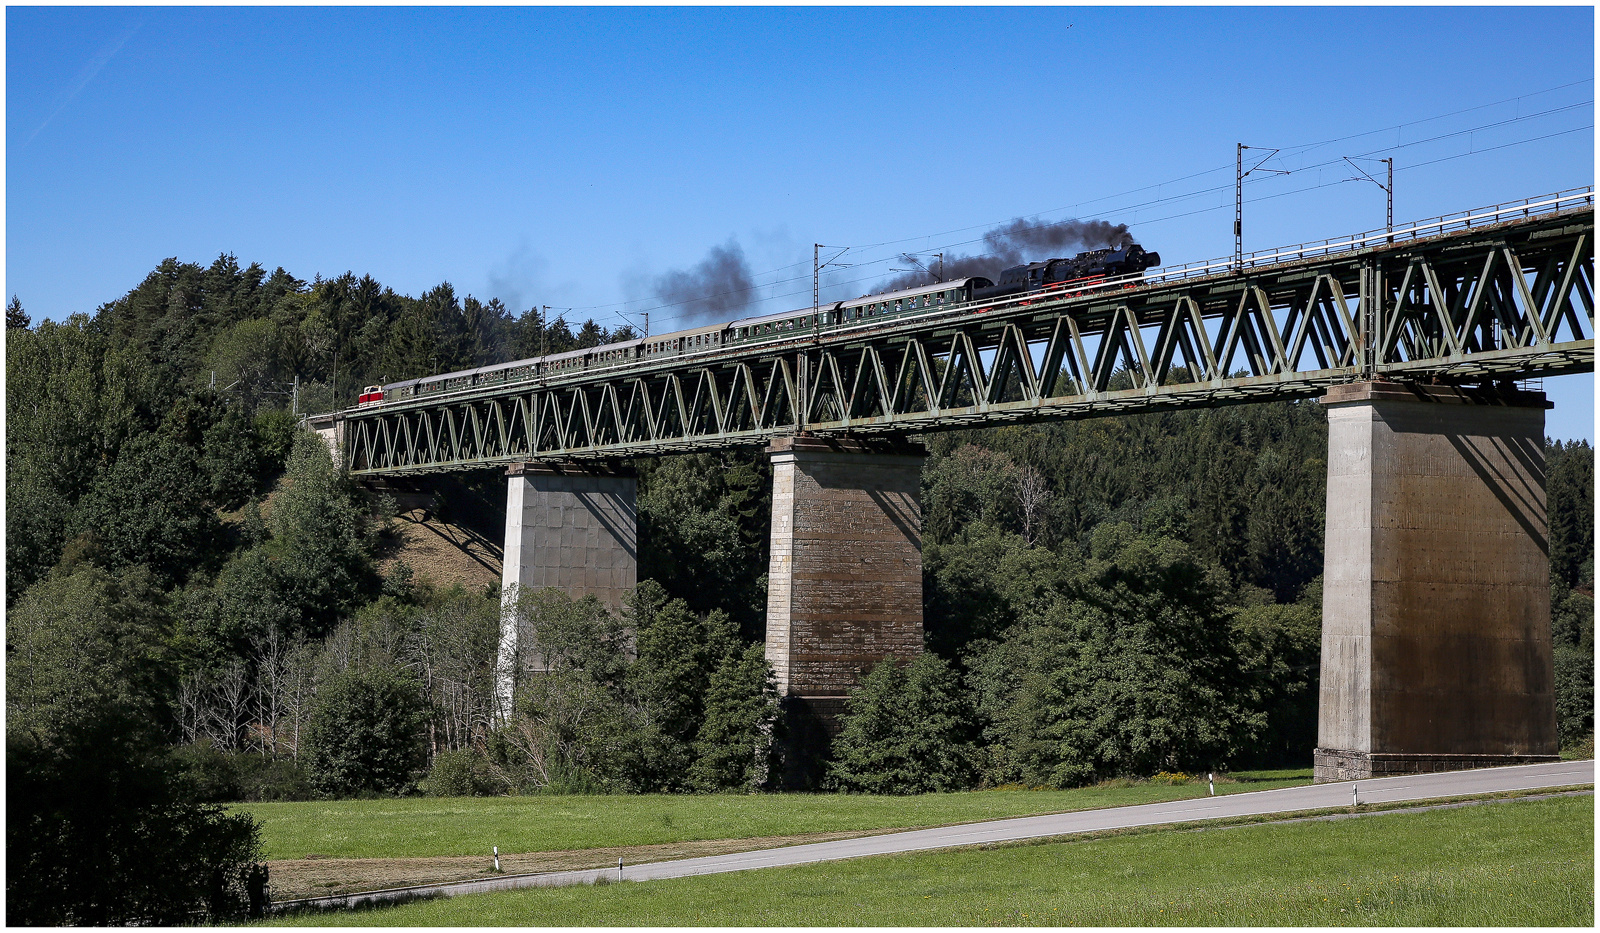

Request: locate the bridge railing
(1145, 187), (1595, 287)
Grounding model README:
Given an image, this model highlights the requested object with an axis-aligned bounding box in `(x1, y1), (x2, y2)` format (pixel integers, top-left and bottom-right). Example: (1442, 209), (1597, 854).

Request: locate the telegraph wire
(835, 86), (1594, 254)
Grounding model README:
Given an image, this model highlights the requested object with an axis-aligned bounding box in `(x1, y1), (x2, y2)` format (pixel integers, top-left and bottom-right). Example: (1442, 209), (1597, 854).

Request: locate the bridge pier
(1315, 382), (1558, 782)
(495, 462), (637, 720)
(764, 436), (926, 780)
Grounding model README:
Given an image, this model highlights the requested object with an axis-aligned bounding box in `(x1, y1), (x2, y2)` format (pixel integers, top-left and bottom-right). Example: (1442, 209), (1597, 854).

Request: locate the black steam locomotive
(976, 244), (1161, 301)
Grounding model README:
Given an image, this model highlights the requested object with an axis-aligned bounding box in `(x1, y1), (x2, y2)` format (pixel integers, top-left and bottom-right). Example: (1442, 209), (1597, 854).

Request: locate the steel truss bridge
(335, 189), (1594, 476)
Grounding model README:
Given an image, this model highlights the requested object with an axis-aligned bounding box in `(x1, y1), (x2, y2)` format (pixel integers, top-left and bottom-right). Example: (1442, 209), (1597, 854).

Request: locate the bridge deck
(331, 191), (1594, 475)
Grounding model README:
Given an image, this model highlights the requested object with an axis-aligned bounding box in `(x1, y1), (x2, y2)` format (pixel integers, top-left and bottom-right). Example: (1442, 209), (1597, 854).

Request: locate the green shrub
(425, 749), (497, 797)
(8, 706), (268, 924)
(172, 742), (243, 802)
(827, 654), (979, 794)
(303, 664), (428, 797)
(233, 754), (316, 802)
(173, 744), (317, 803)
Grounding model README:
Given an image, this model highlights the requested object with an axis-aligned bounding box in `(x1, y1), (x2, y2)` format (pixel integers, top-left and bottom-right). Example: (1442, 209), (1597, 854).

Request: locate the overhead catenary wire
(586, 101), (1592, 325)
(709, 126), (1595, 316)
(567, 85), (1594, 323)
(568, 86), (1592, 332)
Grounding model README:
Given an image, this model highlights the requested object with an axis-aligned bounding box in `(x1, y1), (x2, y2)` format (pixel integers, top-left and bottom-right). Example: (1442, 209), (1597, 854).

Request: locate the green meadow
(239, 770), (1308, 860)
(267, 793), (1594, 927)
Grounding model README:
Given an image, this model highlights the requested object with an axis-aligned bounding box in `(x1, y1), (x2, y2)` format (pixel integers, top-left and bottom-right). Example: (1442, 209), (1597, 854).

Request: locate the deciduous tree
(302, 663), (428, 796)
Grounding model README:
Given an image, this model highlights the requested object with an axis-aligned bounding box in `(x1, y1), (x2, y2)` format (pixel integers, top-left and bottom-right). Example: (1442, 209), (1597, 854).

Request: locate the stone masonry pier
(1315, 381), (1559, 782)
(495, 462), (637, 720)
(764, 436), (926, 741)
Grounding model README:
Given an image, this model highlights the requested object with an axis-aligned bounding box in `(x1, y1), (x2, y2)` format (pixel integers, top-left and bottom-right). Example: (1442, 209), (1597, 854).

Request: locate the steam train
(356, 243), (1160, 409)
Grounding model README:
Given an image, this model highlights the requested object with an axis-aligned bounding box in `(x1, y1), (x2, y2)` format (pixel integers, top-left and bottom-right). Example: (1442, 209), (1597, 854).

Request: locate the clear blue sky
(7, 6), (1594, 439)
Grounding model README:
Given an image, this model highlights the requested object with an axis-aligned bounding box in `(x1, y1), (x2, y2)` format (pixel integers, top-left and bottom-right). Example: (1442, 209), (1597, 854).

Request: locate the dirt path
(268, 830), (886, 900)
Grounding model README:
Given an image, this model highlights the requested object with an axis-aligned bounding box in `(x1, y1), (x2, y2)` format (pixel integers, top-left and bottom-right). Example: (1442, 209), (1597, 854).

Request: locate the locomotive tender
(355, 243), (1160, 409)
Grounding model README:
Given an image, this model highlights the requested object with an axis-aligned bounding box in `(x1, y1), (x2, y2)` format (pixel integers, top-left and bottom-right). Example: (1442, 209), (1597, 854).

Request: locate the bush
(172, 742), (244, 802)
(425, 749), (499, 797)
(173, 744), (318, 803)
(303, 664), (428, 797)
(234, 754), (316, 802)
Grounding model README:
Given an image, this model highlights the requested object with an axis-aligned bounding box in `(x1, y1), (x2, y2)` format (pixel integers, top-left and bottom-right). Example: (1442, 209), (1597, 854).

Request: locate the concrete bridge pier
(764, 436), (926, 782)
(494, 462), (637, 722)
(1315, 381), (1559, 782)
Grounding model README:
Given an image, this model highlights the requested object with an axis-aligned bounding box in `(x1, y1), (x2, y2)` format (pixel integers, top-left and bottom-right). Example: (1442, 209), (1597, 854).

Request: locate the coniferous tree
(624, 581), (740, 788)
(7, 294), (30, 329)
(258, 433), (376, 636)
(1547, 439), (1594, 590)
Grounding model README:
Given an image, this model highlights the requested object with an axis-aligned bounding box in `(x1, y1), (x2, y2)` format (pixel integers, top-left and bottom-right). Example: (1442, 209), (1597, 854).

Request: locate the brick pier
(763, 436), (925, 779)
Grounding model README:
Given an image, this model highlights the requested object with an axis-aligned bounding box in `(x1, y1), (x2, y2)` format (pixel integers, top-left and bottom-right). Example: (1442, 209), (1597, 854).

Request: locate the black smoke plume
(875, 217), (1135, 293)
(652, 240), (757, 327)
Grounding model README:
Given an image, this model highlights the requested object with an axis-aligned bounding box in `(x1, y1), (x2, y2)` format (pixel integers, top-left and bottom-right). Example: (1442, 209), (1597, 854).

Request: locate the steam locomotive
(356, 243), (1161, 409)
(975, 243), (1160, 301)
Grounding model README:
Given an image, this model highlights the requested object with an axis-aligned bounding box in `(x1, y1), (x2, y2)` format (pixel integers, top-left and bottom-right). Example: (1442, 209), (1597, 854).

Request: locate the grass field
(239, 770), (1309, 860)
(267, 793), (1594, 926)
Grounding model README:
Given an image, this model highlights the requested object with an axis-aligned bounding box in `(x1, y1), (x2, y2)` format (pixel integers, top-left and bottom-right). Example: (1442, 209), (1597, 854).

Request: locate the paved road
(283, 759), (1592, 910)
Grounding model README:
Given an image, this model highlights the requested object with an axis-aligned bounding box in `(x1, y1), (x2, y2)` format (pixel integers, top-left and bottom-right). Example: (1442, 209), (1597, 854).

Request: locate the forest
(5, 255), (1594, 922)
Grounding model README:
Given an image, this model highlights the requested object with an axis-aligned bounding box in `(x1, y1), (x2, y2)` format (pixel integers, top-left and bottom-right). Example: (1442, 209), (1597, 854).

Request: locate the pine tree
(7, 294), (30, 329)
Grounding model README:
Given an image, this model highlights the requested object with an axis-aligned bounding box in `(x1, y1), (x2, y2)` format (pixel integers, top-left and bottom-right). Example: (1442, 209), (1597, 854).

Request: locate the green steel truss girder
(343, 210), (1594, 476)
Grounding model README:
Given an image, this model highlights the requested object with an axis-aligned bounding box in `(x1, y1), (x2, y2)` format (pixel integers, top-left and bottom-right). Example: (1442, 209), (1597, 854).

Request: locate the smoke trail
(651, 240), (757, 327)
(876, 217), (1135, 293)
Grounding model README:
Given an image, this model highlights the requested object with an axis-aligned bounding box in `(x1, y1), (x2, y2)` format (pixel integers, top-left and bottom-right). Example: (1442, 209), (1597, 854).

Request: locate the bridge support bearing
(1314, 382), (1558, 783)
(495, 462), (637, 721)
(764, 436), (926, 782)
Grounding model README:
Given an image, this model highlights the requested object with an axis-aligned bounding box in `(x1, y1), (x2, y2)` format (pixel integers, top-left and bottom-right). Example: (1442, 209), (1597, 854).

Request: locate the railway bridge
(310, 189), (1595, 782)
